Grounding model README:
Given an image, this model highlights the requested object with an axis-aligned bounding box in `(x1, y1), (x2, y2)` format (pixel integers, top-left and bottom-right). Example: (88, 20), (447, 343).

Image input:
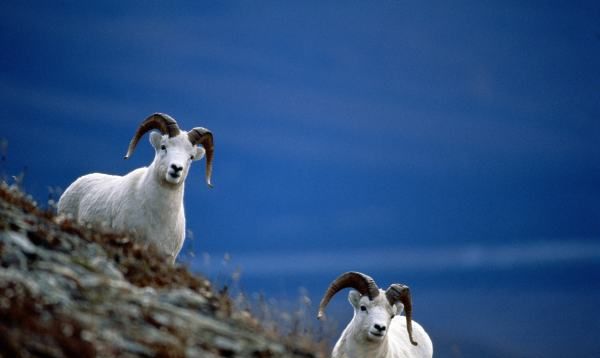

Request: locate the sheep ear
(193, 146), (206, 161)
(393, 301), (405, 315)
(150, 131), (163, 150)
(348, 290), (361, 308)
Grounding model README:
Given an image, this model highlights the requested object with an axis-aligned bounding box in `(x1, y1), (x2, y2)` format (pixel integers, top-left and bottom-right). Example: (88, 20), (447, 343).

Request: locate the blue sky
(2, 1), (599, 357)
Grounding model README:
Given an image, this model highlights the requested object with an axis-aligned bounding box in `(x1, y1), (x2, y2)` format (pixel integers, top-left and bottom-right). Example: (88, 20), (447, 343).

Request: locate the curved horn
(188, 127), (214, 188)
(317, 271), (380, 319)
(386, 284), (418, 346)
(124, 113), (181, 159)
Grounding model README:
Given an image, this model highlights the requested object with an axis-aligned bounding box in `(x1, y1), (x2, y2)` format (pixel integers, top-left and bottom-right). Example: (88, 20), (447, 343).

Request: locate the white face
(150, 131), (205, 186)
(348, 290), (401, 342)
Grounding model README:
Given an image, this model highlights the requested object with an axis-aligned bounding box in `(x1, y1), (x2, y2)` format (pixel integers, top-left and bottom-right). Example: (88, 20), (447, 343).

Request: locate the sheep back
(387, 317), (433, 358)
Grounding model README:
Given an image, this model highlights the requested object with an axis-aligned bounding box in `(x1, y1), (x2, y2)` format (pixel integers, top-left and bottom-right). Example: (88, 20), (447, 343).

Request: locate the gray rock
(0, 184), (321, 358)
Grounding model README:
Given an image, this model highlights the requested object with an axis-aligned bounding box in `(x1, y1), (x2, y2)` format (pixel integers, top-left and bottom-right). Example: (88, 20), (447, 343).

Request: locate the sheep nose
(171, 164), (183, 172)
(374, 324), (386, 332)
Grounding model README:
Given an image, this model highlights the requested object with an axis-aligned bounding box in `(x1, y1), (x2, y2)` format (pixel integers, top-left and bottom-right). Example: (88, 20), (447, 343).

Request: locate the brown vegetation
(0, 183), (326, 357)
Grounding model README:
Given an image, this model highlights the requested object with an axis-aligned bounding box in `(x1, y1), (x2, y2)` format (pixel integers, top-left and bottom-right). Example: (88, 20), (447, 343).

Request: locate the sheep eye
(360, 306), (367, 312)
(161, 145), (167, 151)
(190, 155), (194, 160)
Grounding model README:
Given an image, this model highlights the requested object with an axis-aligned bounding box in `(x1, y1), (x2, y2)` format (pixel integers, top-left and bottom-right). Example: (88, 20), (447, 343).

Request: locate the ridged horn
(188, 127), (214, 188)
(317, 271), (380, 319)
(386, 284), (418, 346)
(124, 113), (181, 159)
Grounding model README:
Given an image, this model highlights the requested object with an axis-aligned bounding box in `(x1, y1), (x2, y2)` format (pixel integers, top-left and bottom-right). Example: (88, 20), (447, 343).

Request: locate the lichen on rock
(0, 183), (319, 358)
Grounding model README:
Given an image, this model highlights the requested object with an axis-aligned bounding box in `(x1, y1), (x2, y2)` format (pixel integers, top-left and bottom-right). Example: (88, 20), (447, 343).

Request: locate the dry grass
(0, 280), (96, 357)
(201, 257), (337, 357)
(1, 182), (333, 357)
(0, 182), (218, 305)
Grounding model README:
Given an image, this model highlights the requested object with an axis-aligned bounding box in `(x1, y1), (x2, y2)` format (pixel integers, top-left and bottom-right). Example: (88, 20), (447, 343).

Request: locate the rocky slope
(0, 183), (320, 358)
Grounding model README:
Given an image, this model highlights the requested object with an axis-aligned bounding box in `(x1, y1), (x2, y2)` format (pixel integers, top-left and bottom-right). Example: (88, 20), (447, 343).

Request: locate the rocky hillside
(0, 183), (321, 358)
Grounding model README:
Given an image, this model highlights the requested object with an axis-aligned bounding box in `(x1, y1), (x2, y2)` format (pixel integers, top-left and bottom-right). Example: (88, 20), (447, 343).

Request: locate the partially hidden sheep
(57, 113), (214, 263)
(318, 272), (433, 358)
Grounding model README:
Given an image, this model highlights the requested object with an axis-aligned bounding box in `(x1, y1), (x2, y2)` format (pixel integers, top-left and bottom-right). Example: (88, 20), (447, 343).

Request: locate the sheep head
(318, 271), (418, 346)
(124, 113), (214, 187)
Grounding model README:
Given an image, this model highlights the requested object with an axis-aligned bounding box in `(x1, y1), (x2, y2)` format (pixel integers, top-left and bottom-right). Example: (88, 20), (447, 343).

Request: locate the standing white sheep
(57, 113), (214, 263)
(318, 272), (433, 358)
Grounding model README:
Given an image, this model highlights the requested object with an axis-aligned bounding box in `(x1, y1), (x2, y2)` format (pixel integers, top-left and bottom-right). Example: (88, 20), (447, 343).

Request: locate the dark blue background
(2, 1), (599, 357)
